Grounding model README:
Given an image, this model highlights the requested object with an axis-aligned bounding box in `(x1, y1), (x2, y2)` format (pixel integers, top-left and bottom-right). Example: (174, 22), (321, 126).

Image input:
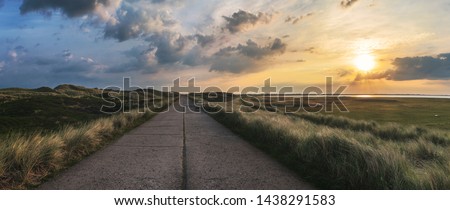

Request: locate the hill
(0, 85), (170, 134)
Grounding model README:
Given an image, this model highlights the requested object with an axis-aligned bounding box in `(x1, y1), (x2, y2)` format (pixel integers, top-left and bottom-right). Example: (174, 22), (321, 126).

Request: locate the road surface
(39, 95), (314, 190)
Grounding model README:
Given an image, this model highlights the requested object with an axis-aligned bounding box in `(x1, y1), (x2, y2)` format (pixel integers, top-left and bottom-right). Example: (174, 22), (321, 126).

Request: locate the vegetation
(0, 85), (173, 189)
(0, 111), (158, 189)
(194, 95), (450, 189)
(0, 85), (170, 133)
(256, 96), (450, 130)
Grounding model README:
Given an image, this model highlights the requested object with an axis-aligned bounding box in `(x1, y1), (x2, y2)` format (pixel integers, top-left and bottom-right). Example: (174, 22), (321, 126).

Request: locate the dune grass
(0, 85), (175, 189)
(0, 110), (158, 189)
(196, 96), (450, 189)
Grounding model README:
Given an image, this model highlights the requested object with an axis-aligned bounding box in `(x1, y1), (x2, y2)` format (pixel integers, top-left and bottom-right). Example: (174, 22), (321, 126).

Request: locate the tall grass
(293, 112), (450, 145)
(202, 98), (450, 189)
(0, 110), (156, 189)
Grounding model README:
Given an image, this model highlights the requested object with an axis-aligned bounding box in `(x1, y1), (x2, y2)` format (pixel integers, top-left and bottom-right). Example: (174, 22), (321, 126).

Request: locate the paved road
(39, 96), (314, 190)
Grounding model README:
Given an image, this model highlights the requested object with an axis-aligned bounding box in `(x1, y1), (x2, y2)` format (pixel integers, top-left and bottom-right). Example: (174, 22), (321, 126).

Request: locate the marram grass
(0, 110), (156, 189)
(203, 99), (450, 189)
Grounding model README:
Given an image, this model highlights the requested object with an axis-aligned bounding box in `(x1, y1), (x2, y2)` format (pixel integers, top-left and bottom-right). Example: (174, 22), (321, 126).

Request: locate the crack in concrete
(181, 112), (187, 190)
(111, 145), (182, 148)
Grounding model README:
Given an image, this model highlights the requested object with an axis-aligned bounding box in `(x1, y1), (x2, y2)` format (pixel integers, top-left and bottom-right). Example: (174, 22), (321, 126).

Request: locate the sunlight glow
(354, 54), (376, 72)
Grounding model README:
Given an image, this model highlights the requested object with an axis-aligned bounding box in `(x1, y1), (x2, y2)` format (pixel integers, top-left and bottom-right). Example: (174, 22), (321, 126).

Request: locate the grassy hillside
(193, 95), (450, 189)
(0, 85), (170, 134)
(0, 85), (174, 189)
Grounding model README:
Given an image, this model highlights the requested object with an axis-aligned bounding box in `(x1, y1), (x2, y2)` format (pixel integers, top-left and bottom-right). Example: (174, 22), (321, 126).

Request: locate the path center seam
(181, 112), (187, 190)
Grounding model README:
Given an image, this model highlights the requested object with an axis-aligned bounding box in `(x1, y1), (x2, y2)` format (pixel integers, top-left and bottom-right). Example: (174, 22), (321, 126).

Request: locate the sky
(1, 0), (450, 94)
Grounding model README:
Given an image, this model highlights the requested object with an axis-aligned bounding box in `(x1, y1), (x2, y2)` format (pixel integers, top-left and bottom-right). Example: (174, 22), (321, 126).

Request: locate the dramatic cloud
(217, 38), (286, 59)
(210, 38), (287, 73)
(192, 34), (215, 47)
(18, 0), (196, 44)
(147, 32), (189, 65)
(222, 10), (272, 33)
(341, 0), (359, 8)
(356, 53), (450, 81)
(103, 3), (177, 42)
(108, 32), (207, 73)
(20, 0), (121, 17)
(111, 35), (287, 74)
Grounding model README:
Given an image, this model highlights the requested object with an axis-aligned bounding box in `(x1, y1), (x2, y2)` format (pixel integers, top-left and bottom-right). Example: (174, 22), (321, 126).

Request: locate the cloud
(222, 10), (272, 33)
(61, 49), (73, 61)
(108, 45), (158, 73)
(304, 47), (316, 54)
(30, 51), (104, 75)
(341, 0), (359, 8)
(355, 53), (450, 81)
(0, 61), (5, 71)
(4, 37), (21, 45)
(111, 36), (287, 74)
(337, 69), (353, 77)
(108, 32), (208, 73)
(81, 57), (95, 63)
(210, 38), (287, 73)
(209, 54), (255, 73)
(0, 48), (106, 88)
(389, 53), (450, 80)
(181, 46), (204, 66)
(146, 32), (210, 67)
(354, 70), (392, 81)
(12, 1), (287, 79)
(17, 0), (202, 45)
(5, 46), (28, 62)
(103, 3), (177, 42)
(285, 13), (313, 24)
(147, 32), (189, 65)
(192, 34), (215, 47)
(20, 0), (121, 18)
(217, 38), (286, 59)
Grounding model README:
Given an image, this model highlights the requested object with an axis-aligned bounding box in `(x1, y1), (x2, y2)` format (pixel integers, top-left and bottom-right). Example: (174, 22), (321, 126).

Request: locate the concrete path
(39, 95), (314, 190)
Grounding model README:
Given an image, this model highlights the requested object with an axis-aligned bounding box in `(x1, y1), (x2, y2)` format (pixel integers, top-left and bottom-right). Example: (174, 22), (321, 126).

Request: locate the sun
(353, 54), (376, 72)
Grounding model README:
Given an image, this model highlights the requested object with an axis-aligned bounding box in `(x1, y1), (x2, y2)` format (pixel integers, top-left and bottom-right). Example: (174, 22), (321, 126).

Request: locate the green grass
(0, 95), (108, 133)
(0, 85), (170, 134)
(195, 96), (450, 189)
(258, 96), (450, 130)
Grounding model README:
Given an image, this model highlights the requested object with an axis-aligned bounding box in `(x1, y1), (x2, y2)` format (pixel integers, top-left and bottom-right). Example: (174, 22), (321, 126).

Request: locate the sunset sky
(1, 0), (450, 94)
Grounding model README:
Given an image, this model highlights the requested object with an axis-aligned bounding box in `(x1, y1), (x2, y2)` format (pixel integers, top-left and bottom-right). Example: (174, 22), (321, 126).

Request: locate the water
(287, 94), (450, 99)
(342, 94), (450, 99)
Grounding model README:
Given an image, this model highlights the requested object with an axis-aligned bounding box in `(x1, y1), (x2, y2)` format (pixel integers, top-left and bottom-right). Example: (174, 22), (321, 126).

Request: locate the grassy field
(256, 96), (450, 130)
(193, 94), (450, 189)
(0, 85), (173, 189)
